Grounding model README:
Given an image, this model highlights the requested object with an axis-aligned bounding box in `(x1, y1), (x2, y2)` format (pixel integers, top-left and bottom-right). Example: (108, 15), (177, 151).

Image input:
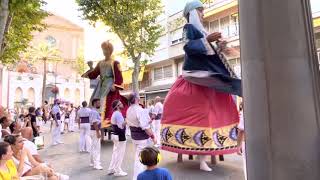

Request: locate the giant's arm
(113, 61), (124, 90)
(82, 62), (100, 79)
(183, 25), (215, 56)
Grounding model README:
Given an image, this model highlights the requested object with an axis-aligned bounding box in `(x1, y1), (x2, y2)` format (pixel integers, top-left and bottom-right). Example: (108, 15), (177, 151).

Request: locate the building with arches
(1, 14), (88, 109)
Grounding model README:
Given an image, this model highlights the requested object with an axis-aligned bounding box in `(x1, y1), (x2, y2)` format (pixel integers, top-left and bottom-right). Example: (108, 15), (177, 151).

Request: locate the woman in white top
(4, 135), (69, 180)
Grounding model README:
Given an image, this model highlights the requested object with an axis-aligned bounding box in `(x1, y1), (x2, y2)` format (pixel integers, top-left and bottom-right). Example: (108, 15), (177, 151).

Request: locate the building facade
(122, 0), (320, 105)
(1, 15), (87, 109)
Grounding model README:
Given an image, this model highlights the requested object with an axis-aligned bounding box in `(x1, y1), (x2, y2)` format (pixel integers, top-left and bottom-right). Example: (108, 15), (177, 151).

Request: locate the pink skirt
(161, 76), (239, 155)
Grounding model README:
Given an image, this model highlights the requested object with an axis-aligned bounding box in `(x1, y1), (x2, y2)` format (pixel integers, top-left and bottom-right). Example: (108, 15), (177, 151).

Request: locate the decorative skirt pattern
(161, 76), (239, 155)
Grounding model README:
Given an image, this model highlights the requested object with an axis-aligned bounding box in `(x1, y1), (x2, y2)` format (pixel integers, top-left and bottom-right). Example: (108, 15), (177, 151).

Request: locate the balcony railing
(204, 0), (231, 9)
(124, 80), (152, 91)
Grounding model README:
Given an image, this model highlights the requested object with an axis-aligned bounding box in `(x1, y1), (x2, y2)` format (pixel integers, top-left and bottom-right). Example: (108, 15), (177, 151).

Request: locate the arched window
(27, 88), (35, 105)
(64, 88), (71, 101)
(14, 87), (23, 103)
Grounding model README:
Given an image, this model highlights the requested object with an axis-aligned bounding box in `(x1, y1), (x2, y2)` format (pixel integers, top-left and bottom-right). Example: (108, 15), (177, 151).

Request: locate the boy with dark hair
(137, 147), (172, 180)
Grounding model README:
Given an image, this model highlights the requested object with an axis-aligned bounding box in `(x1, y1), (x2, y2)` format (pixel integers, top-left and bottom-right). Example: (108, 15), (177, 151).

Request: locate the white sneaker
(200, 162), (212, 172)
(89, 163), (94, 167)
(107, 169), (115, 175)
(114, 171), (128, 177)
(94, 165), (103, 170)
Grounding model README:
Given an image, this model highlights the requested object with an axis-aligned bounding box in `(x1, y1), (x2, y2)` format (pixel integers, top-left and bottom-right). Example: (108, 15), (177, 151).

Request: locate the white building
(5, 71), (85, 109)
(0, 14), (88, 110)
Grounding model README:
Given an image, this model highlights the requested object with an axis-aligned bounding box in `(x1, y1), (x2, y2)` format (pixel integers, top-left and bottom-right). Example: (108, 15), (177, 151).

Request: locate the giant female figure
(161, 1), (241, 171)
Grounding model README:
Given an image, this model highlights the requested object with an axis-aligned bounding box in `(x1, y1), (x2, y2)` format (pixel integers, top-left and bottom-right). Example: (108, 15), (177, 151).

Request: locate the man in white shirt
(152, 96), (163, 147)
(126, 93), (157, 180)
(89, 99), (103, 170)
(51, 99), (63, 145)
(77, 101), (92, 153)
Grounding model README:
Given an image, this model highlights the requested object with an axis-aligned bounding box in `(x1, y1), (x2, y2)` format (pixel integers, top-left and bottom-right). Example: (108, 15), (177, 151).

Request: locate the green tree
(76, 0), (163, 92)
(75, 50), (86, 75)
(0, 0), (48, 64)
(24, 42), (61, 105)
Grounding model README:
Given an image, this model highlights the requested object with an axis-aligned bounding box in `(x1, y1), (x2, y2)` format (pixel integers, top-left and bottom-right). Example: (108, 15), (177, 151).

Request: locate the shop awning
(122, 66), (145, 84)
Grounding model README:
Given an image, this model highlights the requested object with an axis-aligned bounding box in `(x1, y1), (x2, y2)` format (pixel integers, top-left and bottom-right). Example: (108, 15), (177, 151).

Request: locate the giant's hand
(111, 85), (116, 92)
(207, 32), (222, 42)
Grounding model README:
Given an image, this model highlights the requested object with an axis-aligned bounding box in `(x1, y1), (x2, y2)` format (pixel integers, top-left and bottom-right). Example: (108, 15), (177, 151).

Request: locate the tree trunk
(41, 58), (47, 105)
(132, 55), (141, 93)
(0, 0), (9, 54)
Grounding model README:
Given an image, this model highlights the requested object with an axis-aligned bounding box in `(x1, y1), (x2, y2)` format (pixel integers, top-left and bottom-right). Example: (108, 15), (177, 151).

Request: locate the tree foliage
(24, 42), (61, 105)
(0, 0), (48, 64)
(24, 42), (61, 63)
(75, 49), (86, 75)
(76, 0), (163, 92)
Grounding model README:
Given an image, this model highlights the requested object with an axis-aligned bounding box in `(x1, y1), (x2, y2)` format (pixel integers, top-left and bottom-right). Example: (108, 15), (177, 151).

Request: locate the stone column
(239, 0), (320, 179)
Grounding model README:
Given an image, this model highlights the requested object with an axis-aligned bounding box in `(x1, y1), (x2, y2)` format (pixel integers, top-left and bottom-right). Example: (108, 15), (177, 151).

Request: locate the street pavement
(39, 124), (244, 180)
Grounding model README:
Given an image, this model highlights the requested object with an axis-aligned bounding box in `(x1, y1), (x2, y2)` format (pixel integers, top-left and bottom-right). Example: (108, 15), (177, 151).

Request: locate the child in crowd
(137, 147), (172, 180)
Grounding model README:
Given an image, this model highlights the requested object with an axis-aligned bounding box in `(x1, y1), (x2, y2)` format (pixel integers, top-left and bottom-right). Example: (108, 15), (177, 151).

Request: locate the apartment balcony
(204, 0), (236, 10)
(123, 79), (152, 92)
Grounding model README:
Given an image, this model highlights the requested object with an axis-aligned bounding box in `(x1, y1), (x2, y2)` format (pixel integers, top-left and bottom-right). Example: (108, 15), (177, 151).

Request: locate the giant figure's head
(183, 0), (207, 36)
(101, 41), (114, 59)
